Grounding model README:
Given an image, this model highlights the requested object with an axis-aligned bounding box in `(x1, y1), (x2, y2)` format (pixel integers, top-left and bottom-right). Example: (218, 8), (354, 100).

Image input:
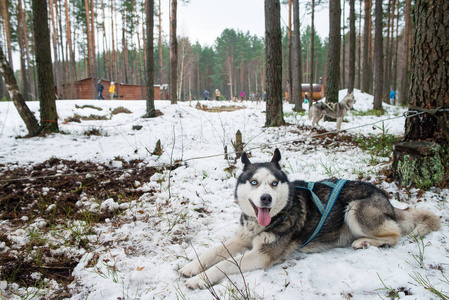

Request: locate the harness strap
(297, 179), (348, 248)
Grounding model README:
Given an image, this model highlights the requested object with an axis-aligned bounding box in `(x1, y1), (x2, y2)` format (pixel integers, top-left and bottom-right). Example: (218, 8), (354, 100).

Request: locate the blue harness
(296, 179), (348, 248)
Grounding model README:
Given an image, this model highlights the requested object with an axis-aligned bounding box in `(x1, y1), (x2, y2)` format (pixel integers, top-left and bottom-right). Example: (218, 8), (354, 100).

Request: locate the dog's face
(342, 93), (356, 108)
(235, 149), (290, 226)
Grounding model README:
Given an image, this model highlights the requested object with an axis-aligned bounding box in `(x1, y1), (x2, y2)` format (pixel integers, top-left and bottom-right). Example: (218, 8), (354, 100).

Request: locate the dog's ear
(241, 152), (251, 170)
(271, 148), (281, 168)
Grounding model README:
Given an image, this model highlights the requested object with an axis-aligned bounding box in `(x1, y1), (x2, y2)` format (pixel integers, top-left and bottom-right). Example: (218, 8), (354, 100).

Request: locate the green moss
(396, 144), (445, 189)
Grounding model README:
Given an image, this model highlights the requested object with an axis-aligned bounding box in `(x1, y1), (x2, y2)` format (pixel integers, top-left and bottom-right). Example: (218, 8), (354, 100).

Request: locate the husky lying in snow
(179, 149), (440, 289)
(309, 93), (356, 131)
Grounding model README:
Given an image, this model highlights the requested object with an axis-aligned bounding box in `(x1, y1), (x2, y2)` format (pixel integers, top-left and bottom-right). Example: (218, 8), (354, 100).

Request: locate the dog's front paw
(179, 259), (204, 278)
(352, 239), (371, 249)
(185, 275), (209, 290)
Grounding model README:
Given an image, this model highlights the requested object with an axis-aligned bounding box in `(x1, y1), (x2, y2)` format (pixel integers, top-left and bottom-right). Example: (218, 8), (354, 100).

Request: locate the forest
(1, 0), (411, 103)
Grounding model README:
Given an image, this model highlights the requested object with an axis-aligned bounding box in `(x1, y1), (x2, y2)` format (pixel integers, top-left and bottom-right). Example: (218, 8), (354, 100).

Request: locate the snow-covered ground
(0, 89), (448, 299)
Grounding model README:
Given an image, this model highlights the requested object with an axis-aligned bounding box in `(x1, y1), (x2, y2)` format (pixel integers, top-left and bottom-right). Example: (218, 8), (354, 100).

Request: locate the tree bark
(392, 0), (449, 188)
(348, 0), (356, 93)
(32, 0), (59, 133)
(399, 0), (411, 106)
(0, 46), (40, 136)
(373, 0), (383, 110)
(17, 0), (30, 101)
(309, 0), (315, 108)
(145, 0), (155, 117)
(264, 0), (284, 127)
(362, 0), (371, 93)
(326, 0), (341, 103)
(169, 0), (178, 104)
(292, 0), (302, 111)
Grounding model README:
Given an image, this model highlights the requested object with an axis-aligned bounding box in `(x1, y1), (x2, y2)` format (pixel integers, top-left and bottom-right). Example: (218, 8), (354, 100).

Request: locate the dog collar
(296, 179), (348, 248)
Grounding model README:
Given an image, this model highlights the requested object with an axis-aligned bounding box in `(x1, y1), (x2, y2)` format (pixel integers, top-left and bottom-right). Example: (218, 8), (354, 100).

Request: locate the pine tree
(265, 0), (285, 127)
(32, 0), (59, 133)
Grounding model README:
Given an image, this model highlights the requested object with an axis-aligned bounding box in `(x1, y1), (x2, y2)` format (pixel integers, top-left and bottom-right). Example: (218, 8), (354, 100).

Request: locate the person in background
(109, 82), (115, 100)
(97, 80), (105, 100)
(215, 89), (221, 100)
(250, 91), (255, 102)
(263, 91), (266, 101)
(240, 90), (245, 101)
(390, 89), (396, 105)
(203, 90), (209, 100)
(304, 92), (309, 104)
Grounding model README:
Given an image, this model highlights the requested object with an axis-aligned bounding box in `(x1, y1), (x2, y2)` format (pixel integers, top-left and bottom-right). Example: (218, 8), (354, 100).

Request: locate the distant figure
(203, 90), (209, 100)
(97, 80), (105, 100)
(285, 91), (289, 102)
(240, 90), (245, 101)
(109, 82), (115, 100)
(250, 92), (255, 102)
(215, 89), (221, 100)
(304, 92), (309, 104)
(263, 91), (266, 101)
(390, 90), (396, 105)
(319, 76), (323, 84)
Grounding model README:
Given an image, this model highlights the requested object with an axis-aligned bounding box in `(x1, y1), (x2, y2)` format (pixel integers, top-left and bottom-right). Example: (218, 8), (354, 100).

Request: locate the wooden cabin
(301, 84), (325, 101)
(58, 78), (161, 100)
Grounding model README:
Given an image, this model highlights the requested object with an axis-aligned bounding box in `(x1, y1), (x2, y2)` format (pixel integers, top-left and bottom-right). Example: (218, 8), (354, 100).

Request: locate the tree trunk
(145, 0), (155, 117)
(348, 0), (356, 93)
(49, 0), (62, 100)
(84, 0), (96, 99)
(158, 0), (163, 86)
(1, 0), (13, 71)
(32, 0), (59, 133)
(362, 0), (371, 93)
(326, 0), (341, 103)
(309, 0), (315, 108)
(17, 0), (30, 101)
(169, 0), (178, 104)
(392, 0), (449, 188)
(341, 0), (346, 89)
(373, 0), (383, 110)
(264, 0), (284, 127)
(286, 0), (292, 104)
(64, 0), (76, 99)
(292, 0), (302, 111)
(399, 0), (411, 106)
(0, 47), (40, 136)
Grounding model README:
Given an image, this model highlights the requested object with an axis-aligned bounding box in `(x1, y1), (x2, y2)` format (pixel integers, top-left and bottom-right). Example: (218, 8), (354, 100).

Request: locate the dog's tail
(395, 207), (441, 237)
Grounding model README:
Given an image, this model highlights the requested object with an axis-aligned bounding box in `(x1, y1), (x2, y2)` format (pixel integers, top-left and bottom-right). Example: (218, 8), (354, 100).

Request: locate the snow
(1, 89), (448, 299)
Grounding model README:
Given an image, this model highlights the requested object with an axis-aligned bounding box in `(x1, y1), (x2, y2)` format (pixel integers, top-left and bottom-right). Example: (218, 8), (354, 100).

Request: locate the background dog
(309, 93), (356, 130)
(179, 149), (440, 289)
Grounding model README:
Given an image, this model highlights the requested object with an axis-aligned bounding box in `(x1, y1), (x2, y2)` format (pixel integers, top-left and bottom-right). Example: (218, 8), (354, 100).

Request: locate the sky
(175, 0), (330, 46)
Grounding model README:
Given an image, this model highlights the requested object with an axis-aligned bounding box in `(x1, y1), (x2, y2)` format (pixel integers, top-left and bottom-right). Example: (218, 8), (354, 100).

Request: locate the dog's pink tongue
(257, 208), (271, 226)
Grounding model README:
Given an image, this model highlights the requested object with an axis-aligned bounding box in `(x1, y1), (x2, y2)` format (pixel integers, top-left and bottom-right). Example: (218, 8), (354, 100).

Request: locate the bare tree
(144, 0), (156, 117)
(0, 46), (40, 136)
(373, 0), (383, 110)
(265, 0), (285, 126)
(292, 0), (303, 111)
(309, 0), (315, 108)
(32, 0), (59, 133)
(362, 0), (371, 93)
(348, 0), (355, 93)
(169, 0), (178, 103)
(326, 0), (341, 103)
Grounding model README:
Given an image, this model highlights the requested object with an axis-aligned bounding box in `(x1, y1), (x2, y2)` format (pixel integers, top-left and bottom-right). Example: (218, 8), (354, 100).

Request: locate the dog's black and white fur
(179, 149), (440, 289)
(309, 93), (356, 130)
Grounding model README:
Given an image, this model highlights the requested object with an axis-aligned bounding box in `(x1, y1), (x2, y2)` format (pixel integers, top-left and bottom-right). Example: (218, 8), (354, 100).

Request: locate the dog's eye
(250, 180), (258, 185)
(272, 181), (278, 187)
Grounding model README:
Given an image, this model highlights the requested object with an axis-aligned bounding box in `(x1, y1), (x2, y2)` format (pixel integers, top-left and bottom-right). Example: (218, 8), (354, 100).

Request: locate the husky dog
(179, 149), (440, 289)
(309, 93), (356, 131)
